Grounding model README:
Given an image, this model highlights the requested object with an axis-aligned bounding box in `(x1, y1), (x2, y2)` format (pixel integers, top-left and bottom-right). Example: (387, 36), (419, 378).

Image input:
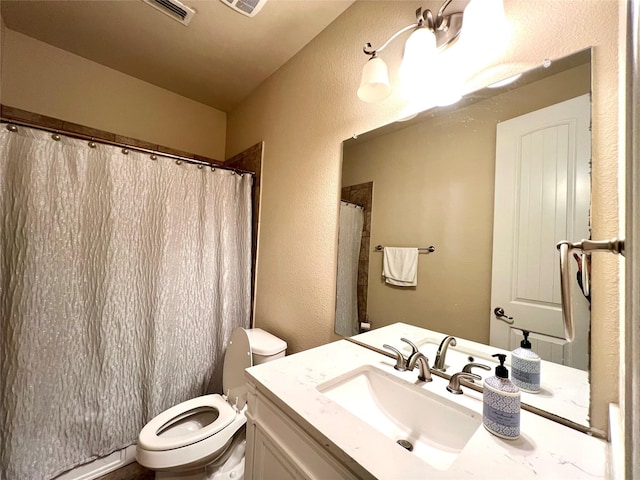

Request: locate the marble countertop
(351, 323), (591, 428)
(246, 338), (607, 480)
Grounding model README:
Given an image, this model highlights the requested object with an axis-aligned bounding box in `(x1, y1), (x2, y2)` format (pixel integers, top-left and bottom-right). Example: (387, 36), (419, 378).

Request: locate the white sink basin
(317, 365), (481, 471)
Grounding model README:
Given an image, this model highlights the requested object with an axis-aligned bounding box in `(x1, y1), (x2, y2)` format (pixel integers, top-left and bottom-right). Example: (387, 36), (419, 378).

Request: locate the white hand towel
(382, 247), (419, 287)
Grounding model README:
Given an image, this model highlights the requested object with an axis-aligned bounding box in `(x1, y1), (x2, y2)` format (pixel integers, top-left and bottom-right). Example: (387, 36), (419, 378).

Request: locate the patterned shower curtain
(0, 123), (252, 480)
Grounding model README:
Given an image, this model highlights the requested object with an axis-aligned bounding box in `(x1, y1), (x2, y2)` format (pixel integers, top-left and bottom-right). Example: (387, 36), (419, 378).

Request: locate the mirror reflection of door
(489, 95), (591, 371)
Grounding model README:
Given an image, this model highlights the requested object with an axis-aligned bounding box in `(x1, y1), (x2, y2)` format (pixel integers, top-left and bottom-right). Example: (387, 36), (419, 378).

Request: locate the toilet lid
(222, 328), (252, 409)
(138, 394), (236, 451)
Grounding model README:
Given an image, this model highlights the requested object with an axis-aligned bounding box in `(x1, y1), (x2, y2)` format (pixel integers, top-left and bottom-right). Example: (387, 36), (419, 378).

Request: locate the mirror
(335, 49), (592, 428)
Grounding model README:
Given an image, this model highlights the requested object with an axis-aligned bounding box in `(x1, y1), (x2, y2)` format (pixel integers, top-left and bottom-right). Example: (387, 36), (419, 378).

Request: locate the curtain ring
(6, 124), (18, 132)
(88, 141), (97, 149)
(197, 165), (203, 169)
(150, 155), (157, 161)
(52, 134), (61, 141)
(211, 167), (216, 172)
(176, 160), (182, 165)
(122, 148), (129, 155)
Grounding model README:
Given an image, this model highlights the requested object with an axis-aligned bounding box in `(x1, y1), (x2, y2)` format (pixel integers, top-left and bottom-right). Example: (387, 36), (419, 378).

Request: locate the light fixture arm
(417, 6), (434, 29)
(361, 1), (464, 58)
(435, 0), (454, 27)
(363, 22), (420, 57)
(357, 0), (509, 104)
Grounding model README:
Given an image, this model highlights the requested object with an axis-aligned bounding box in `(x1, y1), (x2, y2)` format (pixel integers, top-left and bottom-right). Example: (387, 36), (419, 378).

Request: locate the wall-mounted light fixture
(357, 0), (509, 105)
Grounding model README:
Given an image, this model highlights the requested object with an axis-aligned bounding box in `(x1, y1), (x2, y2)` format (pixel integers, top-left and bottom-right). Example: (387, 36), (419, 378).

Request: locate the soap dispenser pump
(511, 330), (541, 393)
(483, 353), (520, 440)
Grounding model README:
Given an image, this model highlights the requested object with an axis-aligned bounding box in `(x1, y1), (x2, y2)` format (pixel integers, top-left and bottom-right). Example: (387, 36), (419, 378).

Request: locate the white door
(489, 94), (591, 370)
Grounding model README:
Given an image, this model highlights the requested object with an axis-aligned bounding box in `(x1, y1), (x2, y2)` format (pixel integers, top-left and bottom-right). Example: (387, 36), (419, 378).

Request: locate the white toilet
(136, 327), (287, 480)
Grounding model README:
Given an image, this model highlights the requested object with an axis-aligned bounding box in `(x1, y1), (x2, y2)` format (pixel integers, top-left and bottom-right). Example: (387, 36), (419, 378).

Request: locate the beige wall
(341, 65), (590, 345)
(1, 29), (227, 160)
(226, 0), (620, 433)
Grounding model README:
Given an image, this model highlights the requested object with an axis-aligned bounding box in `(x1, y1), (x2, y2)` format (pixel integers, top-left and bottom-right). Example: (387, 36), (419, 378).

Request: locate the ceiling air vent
(142, 0), (196, 25)
(219, 0), (268, 18)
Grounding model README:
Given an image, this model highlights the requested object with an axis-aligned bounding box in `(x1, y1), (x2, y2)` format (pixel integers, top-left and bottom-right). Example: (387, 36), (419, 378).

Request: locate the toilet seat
(138, 394), (236, 451)
(136, 407), (247, 472)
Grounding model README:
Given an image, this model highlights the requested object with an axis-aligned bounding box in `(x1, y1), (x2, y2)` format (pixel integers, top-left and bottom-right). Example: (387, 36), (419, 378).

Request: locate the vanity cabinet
(245, 382), (362, 480)
(244, 338), (607, 479)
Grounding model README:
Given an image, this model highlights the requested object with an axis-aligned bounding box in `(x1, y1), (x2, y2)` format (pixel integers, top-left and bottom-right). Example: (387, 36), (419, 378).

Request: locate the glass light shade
(450, 0), (509, 84)
(357, 57), (392, 103)
(460, 0), (510, 55)
(398, 27), (437, 82)
(427, 38), (465, 107)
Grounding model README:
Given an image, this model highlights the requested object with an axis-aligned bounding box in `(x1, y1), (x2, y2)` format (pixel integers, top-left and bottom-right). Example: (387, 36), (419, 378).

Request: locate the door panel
(490, 94), (591, 370)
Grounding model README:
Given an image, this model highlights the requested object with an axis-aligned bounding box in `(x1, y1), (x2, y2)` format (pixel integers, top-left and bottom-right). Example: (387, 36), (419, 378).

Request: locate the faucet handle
(400, 338), (420, 369)
(383, 344), (407, 371)
(462, 362), (491, 382)
(446, 372), (481, 395)
(400, 337), (419, 357)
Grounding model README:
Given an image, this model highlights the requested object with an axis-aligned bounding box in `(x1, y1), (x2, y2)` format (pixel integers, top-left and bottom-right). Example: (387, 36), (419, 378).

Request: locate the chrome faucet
(398, 337), (433, 382)
(407, 352), (432, 382)
(446, 372), (481, 394)
(433, 335), (457, 371)
(462, 362), (491, 382)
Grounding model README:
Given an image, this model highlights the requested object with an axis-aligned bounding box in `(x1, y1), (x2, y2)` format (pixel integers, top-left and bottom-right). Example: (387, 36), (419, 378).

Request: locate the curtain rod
(340, 199), (364, 209)
(1, 118), (254, 176)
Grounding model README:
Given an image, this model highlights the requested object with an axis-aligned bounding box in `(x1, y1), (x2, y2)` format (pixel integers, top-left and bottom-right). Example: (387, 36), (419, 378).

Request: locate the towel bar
(375, 245), (435, 253)
(556, 238), (624, 342)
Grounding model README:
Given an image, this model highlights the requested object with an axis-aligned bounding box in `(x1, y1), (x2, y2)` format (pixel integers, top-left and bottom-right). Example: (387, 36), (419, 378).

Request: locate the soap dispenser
(483, 353), (520, 440)
(511, 330), (541, 393)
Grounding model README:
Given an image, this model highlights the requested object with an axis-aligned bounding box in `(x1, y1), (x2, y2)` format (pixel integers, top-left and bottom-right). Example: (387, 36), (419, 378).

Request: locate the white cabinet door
(490, 94), (591, 370)
(245, 387), (361, 480)
(251, 428), (304, 480)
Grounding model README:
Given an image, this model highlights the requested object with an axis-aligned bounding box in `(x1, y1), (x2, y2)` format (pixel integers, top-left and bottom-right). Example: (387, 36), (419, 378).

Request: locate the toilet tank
(246, 328), (287, 365)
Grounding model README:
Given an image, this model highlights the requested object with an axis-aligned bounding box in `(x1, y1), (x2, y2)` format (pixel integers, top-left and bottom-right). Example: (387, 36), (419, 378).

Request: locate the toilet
(136, 327), (287, 480)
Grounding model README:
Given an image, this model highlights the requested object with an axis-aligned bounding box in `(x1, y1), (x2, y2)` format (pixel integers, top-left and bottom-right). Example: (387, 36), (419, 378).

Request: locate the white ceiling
(1, 0), (354, 112)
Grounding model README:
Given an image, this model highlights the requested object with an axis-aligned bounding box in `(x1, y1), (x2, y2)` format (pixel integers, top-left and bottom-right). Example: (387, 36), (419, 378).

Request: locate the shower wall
(227, 142), (264, 318)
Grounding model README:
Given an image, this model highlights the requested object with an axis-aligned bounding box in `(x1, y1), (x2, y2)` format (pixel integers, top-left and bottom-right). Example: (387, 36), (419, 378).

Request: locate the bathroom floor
(96, 462), (154, 480)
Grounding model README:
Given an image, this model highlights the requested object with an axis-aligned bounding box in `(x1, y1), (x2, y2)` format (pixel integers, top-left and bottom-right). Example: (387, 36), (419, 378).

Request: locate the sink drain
(396, 439), (414, 452)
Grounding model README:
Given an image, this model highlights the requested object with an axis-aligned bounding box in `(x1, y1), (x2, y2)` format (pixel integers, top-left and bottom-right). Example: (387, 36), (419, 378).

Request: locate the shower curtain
(0, 124), (252, 480)
(335, 201), (364, 337)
